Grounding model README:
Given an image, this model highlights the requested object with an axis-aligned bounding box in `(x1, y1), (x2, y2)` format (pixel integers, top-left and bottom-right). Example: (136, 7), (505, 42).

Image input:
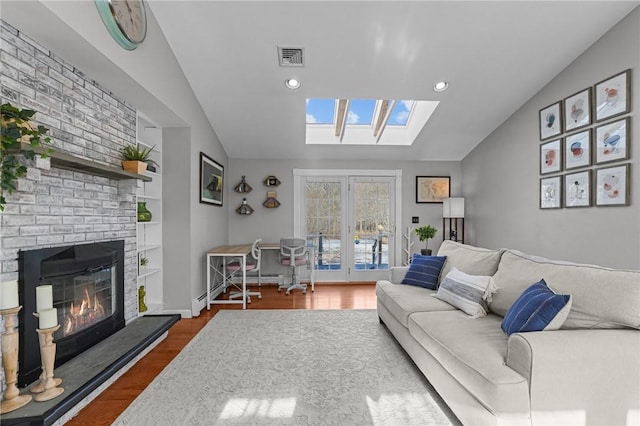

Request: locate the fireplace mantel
(13, 142), (152, 182)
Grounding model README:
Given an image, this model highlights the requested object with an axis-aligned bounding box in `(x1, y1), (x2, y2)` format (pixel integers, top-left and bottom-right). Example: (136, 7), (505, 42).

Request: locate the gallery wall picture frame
(416, 176), (450, 203)
(199, 152), (224, 206)
(540, 139), (562, 175)
(595, 69), (631, 122)
(564, 88), (592, 132)
(539, 101), (562, 140)
(564, 129), (591, 170)
(565, 170), (591, 208)
(595, 163), (630, 207)
(540, 176), (562, 209)
(595, 117), (629, 165)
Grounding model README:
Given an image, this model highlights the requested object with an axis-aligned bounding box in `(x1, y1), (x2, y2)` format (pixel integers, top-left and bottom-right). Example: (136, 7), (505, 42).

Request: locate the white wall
(463, 7), (640, 269)
(2, 1), (229, 313)
(228, 159), (462, 265)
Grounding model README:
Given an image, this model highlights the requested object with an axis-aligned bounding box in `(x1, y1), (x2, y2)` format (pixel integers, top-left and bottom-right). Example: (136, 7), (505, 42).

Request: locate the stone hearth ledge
(2, 314), (179, 426)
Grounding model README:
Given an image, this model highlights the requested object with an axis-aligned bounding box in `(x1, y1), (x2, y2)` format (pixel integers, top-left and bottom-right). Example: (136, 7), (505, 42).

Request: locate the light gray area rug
(114, 309), (459, 426)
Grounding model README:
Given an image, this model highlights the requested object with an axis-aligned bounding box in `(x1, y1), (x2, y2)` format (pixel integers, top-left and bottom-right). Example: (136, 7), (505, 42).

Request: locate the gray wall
(463, 7), (640, 269)
(228, 159), (461, 265)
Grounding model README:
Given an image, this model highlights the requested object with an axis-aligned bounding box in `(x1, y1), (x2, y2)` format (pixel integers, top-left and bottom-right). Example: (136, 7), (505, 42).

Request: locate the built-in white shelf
(138, 267), (161, 279)
(138, 194), (160, 201)
(137, 221), (161, 225)
(137, 244), (162, 253)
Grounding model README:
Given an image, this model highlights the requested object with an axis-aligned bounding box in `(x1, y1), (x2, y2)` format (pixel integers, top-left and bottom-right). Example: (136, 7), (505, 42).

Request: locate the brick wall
(1, 20), (141, 387)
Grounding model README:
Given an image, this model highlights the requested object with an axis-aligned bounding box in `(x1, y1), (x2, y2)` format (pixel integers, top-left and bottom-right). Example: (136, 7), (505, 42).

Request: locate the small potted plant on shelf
(1, 103), (52, 211)
(121, 144), (157, 174)
(415, 225), (438, 255)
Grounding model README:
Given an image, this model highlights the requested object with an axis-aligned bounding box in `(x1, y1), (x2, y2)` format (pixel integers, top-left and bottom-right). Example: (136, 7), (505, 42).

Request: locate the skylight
(305, 98), (438, 146)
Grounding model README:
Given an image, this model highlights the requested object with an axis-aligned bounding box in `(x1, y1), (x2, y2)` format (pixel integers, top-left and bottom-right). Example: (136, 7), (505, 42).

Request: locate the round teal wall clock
(95, 0), (147, 50)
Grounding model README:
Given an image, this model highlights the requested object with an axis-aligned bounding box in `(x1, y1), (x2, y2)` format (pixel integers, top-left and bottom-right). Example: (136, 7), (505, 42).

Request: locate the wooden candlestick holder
(29, 313), (62, 394)
(34, 324), (64, 402)
(1, 306), (32, 414)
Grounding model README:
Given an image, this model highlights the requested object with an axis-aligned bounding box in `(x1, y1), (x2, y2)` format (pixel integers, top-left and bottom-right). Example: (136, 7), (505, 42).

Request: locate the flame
(63, 287), (107, 337)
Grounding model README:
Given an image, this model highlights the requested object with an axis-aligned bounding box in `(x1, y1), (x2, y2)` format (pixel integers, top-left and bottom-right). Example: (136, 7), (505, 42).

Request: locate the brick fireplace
(0, 19), (140, 390)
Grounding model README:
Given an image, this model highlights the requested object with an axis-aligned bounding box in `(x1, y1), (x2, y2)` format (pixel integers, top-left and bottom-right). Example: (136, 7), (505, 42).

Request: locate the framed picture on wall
(539, 101), (562, 140)
(595, 117), (629, 165)
(540, 176), (562, 209)
(564, 130), (591, 170)
(595, 164), (630, 207)
(565, 170), (591, 208)
(564, 88), (592, 132)
(540, 139), (562, 175)
(416, 176), (450, 203)
(595, 69), (631, 122)
(200, 152), (224, 206)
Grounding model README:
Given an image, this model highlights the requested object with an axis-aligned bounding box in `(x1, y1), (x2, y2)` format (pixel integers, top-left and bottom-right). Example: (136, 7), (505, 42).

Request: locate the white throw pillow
(436, 267), (499, 318)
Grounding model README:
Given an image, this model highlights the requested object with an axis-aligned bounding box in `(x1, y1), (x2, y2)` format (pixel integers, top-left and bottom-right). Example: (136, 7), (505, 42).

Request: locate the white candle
(0, 280), (19, 310)
(38, 308), (58, 329)
(36, 285), (53, 312)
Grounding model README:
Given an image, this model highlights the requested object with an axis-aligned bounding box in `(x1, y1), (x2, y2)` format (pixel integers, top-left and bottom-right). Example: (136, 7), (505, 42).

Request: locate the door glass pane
(305, 181), (342, 271)
(353, 181), (389, 270)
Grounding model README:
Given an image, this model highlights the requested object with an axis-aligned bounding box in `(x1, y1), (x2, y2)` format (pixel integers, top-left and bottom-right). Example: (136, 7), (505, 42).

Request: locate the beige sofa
(376, 241), (640, 426)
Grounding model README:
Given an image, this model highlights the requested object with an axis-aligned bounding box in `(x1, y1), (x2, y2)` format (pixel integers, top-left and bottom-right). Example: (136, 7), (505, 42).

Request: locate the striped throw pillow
(501, 279), (572, 335)
(401, 254), (447, 290)
(436, 267), (499, 317)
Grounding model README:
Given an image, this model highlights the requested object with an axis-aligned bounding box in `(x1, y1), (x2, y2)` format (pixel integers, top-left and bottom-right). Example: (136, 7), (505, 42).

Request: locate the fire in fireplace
(18, 241), (125, 387)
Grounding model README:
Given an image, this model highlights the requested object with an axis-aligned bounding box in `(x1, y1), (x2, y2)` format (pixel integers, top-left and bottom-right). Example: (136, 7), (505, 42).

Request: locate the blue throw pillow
(501, 279), (572, 335)
(401, 254), (447, 290)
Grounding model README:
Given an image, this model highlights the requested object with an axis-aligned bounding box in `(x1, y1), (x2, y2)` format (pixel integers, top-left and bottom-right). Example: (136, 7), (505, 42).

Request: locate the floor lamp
(443, 198), (464, 244)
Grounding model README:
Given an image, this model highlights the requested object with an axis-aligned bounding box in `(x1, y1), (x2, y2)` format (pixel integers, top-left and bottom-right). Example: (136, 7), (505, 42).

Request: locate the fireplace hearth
(18, 241), (125, 387)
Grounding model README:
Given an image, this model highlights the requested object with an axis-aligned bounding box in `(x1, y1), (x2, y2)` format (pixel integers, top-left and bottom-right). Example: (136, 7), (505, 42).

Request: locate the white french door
(294, 169), (401, 282)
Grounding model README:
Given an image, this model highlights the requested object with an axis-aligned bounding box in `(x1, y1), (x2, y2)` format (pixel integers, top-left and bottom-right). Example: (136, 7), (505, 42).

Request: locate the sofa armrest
(506, 329), (640, 425)
(389, 266), (408, 283)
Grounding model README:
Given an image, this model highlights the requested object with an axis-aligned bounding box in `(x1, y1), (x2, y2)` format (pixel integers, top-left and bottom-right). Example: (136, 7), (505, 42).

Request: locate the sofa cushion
(401, 254), (447, 289)
(375, 280), (455, 327)
(436, 267), (498, 317)
(501, 279), (572, 335)
(436, 241), (504, 285)
(408, 311), (530, 415)
(491, 250), (640, 330)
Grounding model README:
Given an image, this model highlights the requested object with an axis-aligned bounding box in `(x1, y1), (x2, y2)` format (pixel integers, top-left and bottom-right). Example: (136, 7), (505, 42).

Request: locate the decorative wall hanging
(539, 101), (562, 140)
(264, 175), (281, 187)
(200, 152), (224, 206)
(540, 139), (562, 174)
(595, 117), (629, 164)
(540, 176), (562, 209)
(564, 87), (592, 132)
(234, 176), (253, 193)
(595, 69), (630, 122)
(564, 170), (591, 208)
(595, 164), (629, 207)
(263, 191), (280, 208)
(415, 176), (450, 203)
(236, 198), (254, 215)
(564, 129), (591, 170)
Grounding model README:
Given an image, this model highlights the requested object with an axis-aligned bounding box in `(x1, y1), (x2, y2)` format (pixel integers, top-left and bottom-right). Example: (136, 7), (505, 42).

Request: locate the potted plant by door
(415, 225), (437, 255)
(121, 144), (157, 174)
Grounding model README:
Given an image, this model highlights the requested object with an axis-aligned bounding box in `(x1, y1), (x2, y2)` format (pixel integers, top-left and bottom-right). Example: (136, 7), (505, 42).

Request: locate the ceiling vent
(278, 46), (304, 67)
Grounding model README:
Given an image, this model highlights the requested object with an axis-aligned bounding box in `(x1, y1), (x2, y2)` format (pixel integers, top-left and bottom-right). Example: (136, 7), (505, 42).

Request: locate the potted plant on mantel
(1, 103), (52, 211)
(415, 225), (438, 256)
(121, 144), (157, 174)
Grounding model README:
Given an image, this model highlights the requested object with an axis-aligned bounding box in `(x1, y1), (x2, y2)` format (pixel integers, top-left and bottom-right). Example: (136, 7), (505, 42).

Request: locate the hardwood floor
(66, 283), (376, 425)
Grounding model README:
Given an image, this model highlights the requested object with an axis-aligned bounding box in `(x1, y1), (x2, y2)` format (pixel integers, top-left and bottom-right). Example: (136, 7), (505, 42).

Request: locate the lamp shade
(443, 198), (464, 218)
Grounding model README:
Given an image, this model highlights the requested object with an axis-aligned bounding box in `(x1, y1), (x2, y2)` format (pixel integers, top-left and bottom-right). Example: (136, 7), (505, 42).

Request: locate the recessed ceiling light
(285, 78), (300, 89)
(433, 81), (449, 92)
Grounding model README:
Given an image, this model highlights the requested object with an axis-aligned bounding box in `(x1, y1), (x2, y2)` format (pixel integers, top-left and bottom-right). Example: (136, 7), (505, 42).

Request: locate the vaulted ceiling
(149, 1), (638, 161)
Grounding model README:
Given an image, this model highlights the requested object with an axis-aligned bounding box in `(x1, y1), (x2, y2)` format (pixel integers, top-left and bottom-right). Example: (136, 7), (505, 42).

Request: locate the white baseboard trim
(162, 308), (192, 319)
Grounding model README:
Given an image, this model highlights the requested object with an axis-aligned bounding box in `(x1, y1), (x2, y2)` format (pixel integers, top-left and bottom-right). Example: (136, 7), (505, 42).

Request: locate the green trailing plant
(415, 225), (438, 252)
(140, 256), (149, 267)
(1, 103), (52, 211)
(121, 144), (157, 168)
